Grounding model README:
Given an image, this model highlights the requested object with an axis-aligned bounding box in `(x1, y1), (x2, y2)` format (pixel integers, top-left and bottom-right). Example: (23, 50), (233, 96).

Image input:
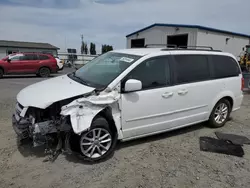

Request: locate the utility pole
(64, 36), (67, 52)
(81, 34), (84, 43)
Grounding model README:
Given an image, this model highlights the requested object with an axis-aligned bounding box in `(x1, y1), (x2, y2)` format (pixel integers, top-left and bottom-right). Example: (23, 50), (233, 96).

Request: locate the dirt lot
(1, 70), (250, 188)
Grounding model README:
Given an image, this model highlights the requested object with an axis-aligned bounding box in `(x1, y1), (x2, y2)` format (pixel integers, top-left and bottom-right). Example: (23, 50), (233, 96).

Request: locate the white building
(0, 40), (59, 58)
(126, 23), (250, 58)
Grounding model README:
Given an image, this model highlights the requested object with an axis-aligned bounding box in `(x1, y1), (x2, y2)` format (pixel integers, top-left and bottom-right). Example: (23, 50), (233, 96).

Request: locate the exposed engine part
(31, 117), (71, 147)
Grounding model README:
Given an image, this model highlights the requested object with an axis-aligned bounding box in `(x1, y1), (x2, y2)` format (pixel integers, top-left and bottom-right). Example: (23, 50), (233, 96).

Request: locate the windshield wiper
(70, 72), (91, 86)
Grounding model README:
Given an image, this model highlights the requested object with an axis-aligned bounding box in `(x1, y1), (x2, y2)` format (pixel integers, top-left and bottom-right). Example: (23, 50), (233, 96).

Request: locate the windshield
(69, 52), (141, 89)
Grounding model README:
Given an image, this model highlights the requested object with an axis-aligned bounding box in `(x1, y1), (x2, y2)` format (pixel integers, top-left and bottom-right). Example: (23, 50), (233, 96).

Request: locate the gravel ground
(0, 69), (250, 188)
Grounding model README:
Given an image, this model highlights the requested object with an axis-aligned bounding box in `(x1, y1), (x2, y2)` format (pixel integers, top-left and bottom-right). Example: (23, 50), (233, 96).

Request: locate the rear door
(170, 54), (213, 126)
(209, 55), (242, 111)
(23, 54), (39, 72)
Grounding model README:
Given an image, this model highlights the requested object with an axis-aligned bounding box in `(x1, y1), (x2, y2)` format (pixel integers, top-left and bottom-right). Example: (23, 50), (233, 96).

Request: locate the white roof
(112, 48), (236, 59)
(112, 48), (164, 56)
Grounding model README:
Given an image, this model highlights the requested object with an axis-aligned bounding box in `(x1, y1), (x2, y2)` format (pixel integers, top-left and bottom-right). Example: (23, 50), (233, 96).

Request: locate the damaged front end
(12, 89), (121, 161)
(12, 101), (72, 148)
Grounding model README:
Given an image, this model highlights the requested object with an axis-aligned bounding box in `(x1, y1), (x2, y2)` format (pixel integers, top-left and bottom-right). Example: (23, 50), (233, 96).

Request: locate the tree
(81, 41), (85, 54)
(84, 43), (88, 54)
(101, 44), (113, 54)
(93, 43), (96, 55)
(81, 41), (88, 54)
(90, 42), (96, 55)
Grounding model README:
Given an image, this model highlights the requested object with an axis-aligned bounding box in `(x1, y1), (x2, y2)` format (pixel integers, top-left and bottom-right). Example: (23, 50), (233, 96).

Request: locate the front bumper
(12, 114), (30, 140)
(57, 63), (64, 71)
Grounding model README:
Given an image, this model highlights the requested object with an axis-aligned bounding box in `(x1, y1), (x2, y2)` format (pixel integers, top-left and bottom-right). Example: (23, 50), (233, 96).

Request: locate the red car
(0, 52), (58, 78)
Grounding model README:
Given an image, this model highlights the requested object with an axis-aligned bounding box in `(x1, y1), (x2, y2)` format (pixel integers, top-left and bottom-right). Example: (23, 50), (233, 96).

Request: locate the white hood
(17, 75), (95, 109)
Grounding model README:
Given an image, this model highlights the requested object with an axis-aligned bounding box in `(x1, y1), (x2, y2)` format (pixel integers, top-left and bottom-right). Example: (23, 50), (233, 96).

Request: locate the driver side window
(10, 55), (22, 61)
(123, 56), (170, 91)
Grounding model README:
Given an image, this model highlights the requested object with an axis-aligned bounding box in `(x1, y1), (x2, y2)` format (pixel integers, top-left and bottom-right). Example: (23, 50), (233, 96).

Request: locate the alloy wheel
(214, 103), (228, 124)
(40, 68), (50, 77)
(80, 128), (112, 159)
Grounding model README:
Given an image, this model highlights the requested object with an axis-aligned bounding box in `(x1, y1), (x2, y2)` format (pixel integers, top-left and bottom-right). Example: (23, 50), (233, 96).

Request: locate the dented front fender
(60, 90), (121, 135)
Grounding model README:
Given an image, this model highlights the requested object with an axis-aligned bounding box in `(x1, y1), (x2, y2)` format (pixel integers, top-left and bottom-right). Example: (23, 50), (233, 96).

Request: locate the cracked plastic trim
(60, 90), (121, 135)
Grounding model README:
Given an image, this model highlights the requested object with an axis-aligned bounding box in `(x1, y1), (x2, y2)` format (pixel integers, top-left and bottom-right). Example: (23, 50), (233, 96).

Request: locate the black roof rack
(19, 51), (54, 55)
(178, 45), (214, 50)
(144, 44), (222, 52)
(144, 44), (177, 48)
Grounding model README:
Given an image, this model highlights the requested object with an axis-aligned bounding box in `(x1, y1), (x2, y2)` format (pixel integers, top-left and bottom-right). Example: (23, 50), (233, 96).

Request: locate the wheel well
(95, 107), (118, 135)
(222, 96), (233, 109)
(38, 66), (51, 73)
(0, 66), (4, 73)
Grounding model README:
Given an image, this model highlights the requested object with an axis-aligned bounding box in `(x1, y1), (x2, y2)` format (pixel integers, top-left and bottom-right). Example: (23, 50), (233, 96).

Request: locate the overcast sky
(0, 0), (249, 53)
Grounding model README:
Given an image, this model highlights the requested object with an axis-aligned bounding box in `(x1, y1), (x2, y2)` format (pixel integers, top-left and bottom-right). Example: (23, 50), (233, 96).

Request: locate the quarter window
(174, 55), (210, 84)
(211, 55), (240, 78)
(39, 55), (49, 60)
(124, 57), (170, 90)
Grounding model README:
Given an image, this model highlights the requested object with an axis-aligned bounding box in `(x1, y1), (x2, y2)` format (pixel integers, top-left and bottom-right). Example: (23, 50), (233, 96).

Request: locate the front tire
(38, 67), (50, 78)
(208, 99), (231, 128)
(79, 117), (117, 162)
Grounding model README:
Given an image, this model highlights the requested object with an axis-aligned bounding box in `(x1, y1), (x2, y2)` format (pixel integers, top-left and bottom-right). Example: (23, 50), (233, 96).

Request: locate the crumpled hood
(17, 75), (95, 109)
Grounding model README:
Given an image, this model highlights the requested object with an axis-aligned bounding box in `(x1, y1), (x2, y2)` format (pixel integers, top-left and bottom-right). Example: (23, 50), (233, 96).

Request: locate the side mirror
(124, 79), (142, 92)
(7, 59), (11, 63)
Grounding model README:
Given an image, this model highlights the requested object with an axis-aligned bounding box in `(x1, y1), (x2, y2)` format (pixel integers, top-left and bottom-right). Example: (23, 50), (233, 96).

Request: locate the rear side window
(24, 54), (38, 60)
(39, 55), (49, 60)
(210, 55), (240, 78)
(174, 55), (210, 84)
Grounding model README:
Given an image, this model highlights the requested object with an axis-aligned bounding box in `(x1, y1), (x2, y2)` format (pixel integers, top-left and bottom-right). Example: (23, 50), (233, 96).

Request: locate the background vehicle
(12, 46), (243, 162)
(239, 45), (250, 72)
(0, 52), (58, 78)
(54, 56), (64, 71)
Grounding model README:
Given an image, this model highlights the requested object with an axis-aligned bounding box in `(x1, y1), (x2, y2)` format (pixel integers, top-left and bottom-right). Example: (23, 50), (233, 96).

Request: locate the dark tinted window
(125, 57), (170, 90)
(39, 55), (49, 60)
(22, 54), (38, 60)
(174, 55), (210, 84)
(211, 55), (240, 78)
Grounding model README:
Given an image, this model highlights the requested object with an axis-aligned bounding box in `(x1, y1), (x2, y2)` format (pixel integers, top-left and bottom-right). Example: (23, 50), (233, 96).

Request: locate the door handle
(162, 92), (173, 98)
(178, 89), (188, 95)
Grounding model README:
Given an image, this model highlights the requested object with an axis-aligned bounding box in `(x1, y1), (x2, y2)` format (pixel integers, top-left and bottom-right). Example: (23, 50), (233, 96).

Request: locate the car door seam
(126, 104), (208, 122)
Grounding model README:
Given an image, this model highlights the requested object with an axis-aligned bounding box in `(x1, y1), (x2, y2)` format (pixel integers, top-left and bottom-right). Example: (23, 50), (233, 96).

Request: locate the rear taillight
(241, 77), (244, 91)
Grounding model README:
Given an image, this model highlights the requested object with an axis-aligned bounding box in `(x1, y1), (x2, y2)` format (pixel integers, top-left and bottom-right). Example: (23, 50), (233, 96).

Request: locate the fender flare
(209, 91), (234, 118)
(36, 66), (51, 74)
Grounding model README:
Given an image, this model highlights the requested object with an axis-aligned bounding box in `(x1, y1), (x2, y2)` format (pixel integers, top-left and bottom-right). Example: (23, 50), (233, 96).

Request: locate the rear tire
(0, 69), (3, 78)
(208, 99), (231, 128)
(38, 67), (50, 78)
(79, 116), (117, 162)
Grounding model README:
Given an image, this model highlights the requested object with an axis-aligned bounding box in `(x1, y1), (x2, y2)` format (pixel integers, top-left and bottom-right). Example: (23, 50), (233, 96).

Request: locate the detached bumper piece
(215, 131), (250, 146)
(200, 136), (244, 157)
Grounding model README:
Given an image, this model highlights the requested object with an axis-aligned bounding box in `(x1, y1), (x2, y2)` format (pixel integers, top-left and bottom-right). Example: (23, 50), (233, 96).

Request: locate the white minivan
(12, 47), (243, 161)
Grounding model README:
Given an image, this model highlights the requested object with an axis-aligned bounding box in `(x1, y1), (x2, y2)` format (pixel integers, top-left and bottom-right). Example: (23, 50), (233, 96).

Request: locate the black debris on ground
(215, 132), (250, 146)
(199, 136), (244, 157)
